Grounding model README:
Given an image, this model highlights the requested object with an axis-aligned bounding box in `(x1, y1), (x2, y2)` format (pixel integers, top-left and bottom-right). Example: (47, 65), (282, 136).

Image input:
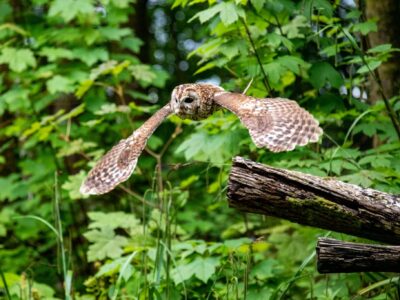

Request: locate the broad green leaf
(84, 226), (128, 261)
(309, 62), (343, 89)
(303, 0), (333, 19)
(57, 139), (96, 157)
(340, 170), (386, 188)
(265, 33), (294, 52)
(357, 60), (382, 74)
(0, 48), (36, 72)
(95, 103), (130, 115)
(0, 174), (20, 201)
(251, 0), (264, 12)
(190, 3), (224, 24)
(95, 256), (134, 281)
(171, 257), (220, 284)
(46, 75), (74, 94)
(367, 44), (392, 54)
(359, 155), (392, 168)
(121, 37), (144, 53)
(224, 238), (252, 250)
(176, 129), (240, 164)
(130, 64), (157, 85)
(220, 3), (238, 26)
(352, 20), (377, 35)
(171, 262), (196, 285)
(345, 9), (362, 19)
(277, 55), (310, 75)
(353, 123), (377, 137)
(312, 0), (333, 18)
(192, 257), (220, 283)
(320, 41), (349, 57)
(72, 48), (109, 66)
(264, 62), (285, 84)
(247, 287), (273, 300)
(57, 103), (86, 123)
(87, 211), (140, 230)
(250, 259), (278, 280)
(194, 63), (214, 75)
(49, 0), (94, 22)
(99, 27), (132, 41)
(38, 47), (73, 62)
(62, 171), (90, 200)
(220, 43), (239, 59)
(282, 15), (309, 39)
(0, 88), (30, 113)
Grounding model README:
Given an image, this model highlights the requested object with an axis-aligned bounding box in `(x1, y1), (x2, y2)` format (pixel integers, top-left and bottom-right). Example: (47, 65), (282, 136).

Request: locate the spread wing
(80, 104), (172, 195)
(213, 92), (322, 152)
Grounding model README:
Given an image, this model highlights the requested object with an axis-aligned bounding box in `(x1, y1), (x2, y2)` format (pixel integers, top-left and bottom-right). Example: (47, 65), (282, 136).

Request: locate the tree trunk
(227, 156), (400, 244)
(317, 238), (400, 273)
(130, 0), (150, 63)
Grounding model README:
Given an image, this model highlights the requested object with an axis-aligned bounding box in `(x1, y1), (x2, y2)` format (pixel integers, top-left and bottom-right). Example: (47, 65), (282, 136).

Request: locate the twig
(241, 19), (274, 96)
(160, 125), (182, 157)
(242, 78), (254, 95)
(119, 185), (160, 209)
(271, 13), (284, 36)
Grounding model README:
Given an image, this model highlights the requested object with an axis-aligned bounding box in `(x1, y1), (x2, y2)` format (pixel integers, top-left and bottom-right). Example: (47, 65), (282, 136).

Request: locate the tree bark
(317, 238), (400, 273)
(227, 156), (400, 244)
(130, 0), (150, 63)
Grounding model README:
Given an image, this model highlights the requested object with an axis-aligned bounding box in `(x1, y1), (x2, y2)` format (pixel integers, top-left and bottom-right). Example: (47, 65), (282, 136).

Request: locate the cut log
(317, 238), (400, 273)
(227, 156), (400, 244)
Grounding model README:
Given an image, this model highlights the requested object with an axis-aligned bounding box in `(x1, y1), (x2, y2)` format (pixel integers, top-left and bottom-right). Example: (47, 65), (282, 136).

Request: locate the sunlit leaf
(0, 48), (36, 72)
(49, 0), (93, 22)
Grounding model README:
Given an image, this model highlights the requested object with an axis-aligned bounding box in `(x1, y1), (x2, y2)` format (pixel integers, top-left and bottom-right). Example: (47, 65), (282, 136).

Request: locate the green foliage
(1, 0), (400, 299)
(0, 48), (37, 72)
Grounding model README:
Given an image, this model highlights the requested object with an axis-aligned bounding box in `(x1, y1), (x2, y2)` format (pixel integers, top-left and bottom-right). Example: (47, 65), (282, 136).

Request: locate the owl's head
(170, 83), (224, 120)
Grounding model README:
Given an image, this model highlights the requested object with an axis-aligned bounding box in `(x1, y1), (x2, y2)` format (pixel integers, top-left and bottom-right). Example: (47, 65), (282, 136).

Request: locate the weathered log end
(227, 156), (400, 244)
(317, 238), (400, 273)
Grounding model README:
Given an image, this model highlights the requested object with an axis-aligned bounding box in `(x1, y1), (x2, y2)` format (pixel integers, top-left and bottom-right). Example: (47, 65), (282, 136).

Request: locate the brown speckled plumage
(80, 83), (323, 195)
(170, 83), (223, 120)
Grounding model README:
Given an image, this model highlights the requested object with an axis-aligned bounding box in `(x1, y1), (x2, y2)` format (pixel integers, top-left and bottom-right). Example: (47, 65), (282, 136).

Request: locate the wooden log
(227, 156), (400, 244)
(317, 238), (400, 273)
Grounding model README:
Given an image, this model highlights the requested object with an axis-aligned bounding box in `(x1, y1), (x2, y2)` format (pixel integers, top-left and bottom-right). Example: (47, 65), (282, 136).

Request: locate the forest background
(0, 0), (400, 299)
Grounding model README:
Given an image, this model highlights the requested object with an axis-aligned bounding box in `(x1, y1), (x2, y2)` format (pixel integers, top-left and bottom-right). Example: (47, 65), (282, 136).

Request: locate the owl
(80, 83), (323, 195)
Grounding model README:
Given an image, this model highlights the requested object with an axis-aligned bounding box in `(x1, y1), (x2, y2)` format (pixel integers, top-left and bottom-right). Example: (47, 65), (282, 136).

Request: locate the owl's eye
(183, 97), (194, 104)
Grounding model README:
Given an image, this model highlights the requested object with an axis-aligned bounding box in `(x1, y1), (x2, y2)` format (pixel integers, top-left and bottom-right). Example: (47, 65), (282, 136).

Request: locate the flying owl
(80, 83), (323, 195)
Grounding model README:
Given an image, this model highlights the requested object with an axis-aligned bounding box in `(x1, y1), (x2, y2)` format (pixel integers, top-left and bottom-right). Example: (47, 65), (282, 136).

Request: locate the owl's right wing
(213, 92), (322, 152)
(80, 103), (172, 195)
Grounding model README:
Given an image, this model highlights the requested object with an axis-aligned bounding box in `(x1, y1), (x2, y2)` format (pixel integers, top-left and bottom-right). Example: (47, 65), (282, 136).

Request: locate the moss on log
(227, 157), (400, 244)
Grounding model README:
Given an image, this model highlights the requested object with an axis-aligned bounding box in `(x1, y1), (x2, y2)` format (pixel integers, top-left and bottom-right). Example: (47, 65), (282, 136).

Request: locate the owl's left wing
(213, 92), (322, 152)
(80, 103), (172, 195)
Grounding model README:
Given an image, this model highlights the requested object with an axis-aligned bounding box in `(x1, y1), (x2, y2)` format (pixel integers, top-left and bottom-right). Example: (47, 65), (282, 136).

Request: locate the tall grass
(11, 172), (72, 299)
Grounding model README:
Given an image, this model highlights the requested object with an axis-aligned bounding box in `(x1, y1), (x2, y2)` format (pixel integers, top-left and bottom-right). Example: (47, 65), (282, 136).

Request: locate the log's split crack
(317, 238), (400, 273)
